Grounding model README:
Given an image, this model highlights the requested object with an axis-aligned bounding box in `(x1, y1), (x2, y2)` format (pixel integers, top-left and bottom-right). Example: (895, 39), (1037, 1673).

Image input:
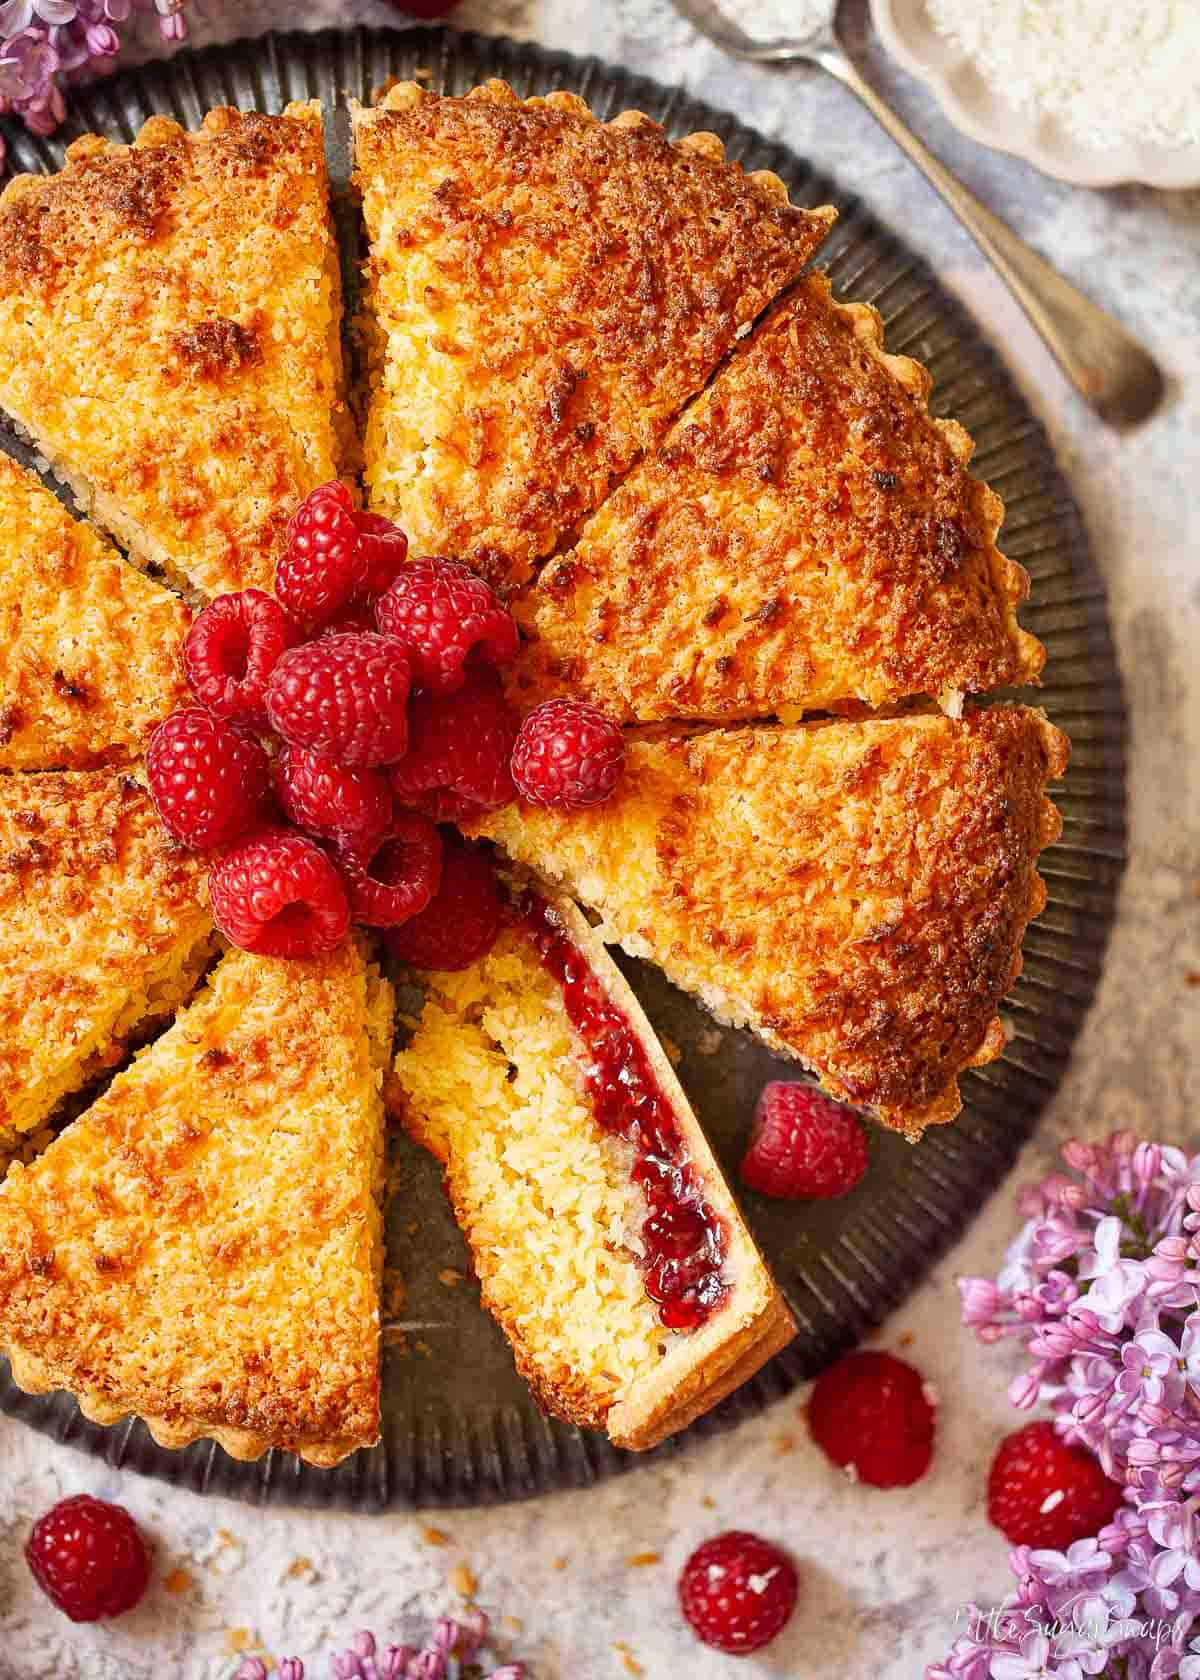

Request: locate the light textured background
(1, 2), (1198, 1676)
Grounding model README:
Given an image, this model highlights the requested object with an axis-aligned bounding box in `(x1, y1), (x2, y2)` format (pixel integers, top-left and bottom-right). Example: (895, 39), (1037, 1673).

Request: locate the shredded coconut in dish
(925, 0), (1200, 152)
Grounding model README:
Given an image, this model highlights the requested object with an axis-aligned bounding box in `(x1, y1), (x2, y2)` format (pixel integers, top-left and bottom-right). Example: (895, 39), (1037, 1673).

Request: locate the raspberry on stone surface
(208, 825), (350, 958)
(375, 556), (518, 695)
(383, 834), (504, 972)
(146, 707), (273, 851)
(275, 480), (367, 628)
(740, 1081), (868, 1200)
(266, 633), (412, 768)
(390, 670), (518, 822)
(510, 698), (625, 811)
(808, 1349), (936, 1488)
(986, 1421), (1124, 1549)
(354, 511), (410, 600)
(183, 589), (299, 726)
(26, 1495), (151, 1624)
(275, 744), (392, 849)
(677, 1530), (798, 1656)
(334, 812), (442, 928)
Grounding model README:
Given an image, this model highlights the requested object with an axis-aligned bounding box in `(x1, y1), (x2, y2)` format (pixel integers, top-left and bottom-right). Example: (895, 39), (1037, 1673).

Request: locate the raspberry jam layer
(523, 896), (728, 1332)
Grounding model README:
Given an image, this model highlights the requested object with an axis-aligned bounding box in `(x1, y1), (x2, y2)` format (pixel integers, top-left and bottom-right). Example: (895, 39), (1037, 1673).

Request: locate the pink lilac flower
(236, 1616), (525, 1680)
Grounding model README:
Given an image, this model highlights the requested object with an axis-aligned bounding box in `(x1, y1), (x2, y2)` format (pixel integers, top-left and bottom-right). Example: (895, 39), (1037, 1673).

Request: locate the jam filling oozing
(523, 896), (728, 1332)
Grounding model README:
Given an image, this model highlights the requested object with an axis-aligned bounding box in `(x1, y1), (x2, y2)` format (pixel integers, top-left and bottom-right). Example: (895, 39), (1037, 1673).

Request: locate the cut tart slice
(0, 768), (214, 1152)
(353, 80), (835, 593)
(0, 454), (189, 769)
(391, 889), (793, 1451)
(0, 939), (393, 1467)
(0, 103), (350, 599)
(506, 276), (1045, 722)
(473, 706), (1069, 1139)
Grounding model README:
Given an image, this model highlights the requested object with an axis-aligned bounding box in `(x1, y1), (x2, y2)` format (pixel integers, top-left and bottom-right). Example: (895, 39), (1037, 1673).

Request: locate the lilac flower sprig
(233, 1614), (526, 1680)
(927, 1132), (1200, 1680)
(0, 0), (189, 164)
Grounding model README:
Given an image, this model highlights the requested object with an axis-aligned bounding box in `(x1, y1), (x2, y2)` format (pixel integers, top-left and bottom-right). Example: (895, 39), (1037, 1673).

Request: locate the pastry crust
(507, 274), (1044, 721)
(0, 103), (350, 599)
(0, 455), (189, 769)
(353, 80), (835, 592)
(473, 707), (1069, 1139)
(391, 892), (793, 1450)
(0, 941), (393, 1466)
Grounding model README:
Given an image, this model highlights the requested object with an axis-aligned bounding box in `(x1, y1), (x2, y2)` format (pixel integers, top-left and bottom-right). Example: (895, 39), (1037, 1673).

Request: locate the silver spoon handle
(817, 45), (1164, 427)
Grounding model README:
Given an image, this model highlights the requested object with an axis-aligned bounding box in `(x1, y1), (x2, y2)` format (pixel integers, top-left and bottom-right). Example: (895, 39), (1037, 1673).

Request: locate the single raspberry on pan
(26, 1495), (151, 1623)
(266, 633), (412, 768)
(987, 1421), (1124, 1549)
(510, 698), (625, 811)
(375, 556), (518, 695)
(355, 511), (410, 599)
(390, 670), (518, 822)
(808, 1350), (936, 1488)
(275, 480), (366, 627)
(678, 1530), (798, 1656)
(384, 834), (504, 971)
(275, 744), (392, 848)
(208, 825), (350, 958)
(183, 589), (299, 725)
(334, 812), (442, 928)
(740, 1082), (868, 1200)
(146, 707), (272, 850)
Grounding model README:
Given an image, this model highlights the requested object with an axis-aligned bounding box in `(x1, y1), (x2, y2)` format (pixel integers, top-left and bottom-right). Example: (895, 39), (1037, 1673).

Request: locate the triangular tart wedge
(472, 706), (1069, 1139)
(0, 454), (189, 769)
(352, 80), (835, 592)
(0, 939), (393, 1467)
(506, 276), (1045, 721)
(391, 887), (793, 1451)
(0, 769), (214, 1152)
(0, 103), (350, 599)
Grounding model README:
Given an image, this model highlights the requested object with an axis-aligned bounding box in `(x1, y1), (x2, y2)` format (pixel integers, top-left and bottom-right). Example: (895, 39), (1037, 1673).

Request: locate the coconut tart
(0, 103), (350, 600)
(0, 455), (189, 770)
(353, 80), (835, 593)
(0, 940), (392, 1467)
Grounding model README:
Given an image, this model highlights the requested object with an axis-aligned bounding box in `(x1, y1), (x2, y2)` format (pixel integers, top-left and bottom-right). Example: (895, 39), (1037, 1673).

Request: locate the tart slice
(0, 455), (189, 770)
(0, 103), (350, 599)
(353, 80), (835, 592)
(0, 769), (214, 1153)
(474, 706), (1069, 1139)
(391, 890), (793, 1451)
(507, 276), (1045, 722)
(0, 939), (393, 1467)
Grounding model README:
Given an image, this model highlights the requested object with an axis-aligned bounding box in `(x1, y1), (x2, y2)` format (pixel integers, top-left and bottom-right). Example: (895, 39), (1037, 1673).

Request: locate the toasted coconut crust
(473, 707), (1068, 1139)
(0, 455), (189, 769)
(353, 80), (835, 592)
(507, 275), (1044, 721)
(0, 103), (350, 599)
(0, 942), (392, 1466)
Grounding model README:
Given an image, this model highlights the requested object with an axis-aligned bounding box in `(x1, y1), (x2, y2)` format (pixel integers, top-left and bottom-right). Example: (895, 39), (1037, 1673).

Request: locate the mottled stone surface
(1, 3), (1197, 1677)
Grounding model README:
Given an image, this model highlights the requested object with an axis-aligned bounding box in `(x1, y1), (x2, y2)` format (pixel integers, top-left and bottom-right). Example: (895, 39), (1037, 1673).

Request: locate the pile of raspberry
(146, 482), (625, 967)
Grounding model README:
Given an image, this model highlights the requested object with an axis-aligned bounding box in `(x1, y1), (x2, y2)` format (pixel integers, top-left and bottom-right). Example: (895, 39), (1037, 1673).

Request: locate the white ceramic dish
(871, 0), (1200, 189)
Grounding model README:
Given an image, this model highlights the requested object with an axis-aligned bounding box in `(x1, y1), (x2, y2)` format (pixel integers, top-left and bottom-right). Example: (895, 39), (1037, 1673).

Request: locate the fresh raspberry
(146, 707), (272, 850)
(739, 1082), (868, 1200)
(808, 1350), (936, 1488)
(183, 589), (300, 725)
(275, 480), (366, 627)
(384, 834), (504, 971)
(208, 825), (350, 958)
(389, 671), (518, 821)
(266, 634), (412, 768)
(374, 556), (518, 695)
(334, 812), (442, 928)
(677, 1531), (798, 1656)
(987, 1421), (1124, 1549)
(275, 745), (392, 847)
(26, 1495), (151, 1623)
(510, 698), (625, 811)
(355, 512), (410, 599)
